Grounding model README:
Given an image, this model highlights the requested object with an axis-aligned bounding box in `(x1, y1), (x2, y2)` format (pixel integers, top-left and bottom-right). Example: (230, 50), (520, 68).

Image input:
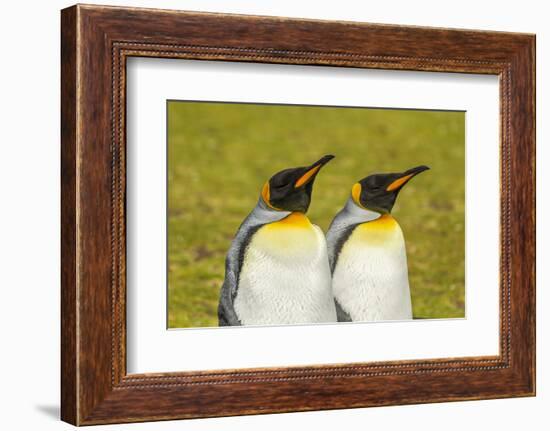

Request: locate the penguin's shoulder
(235, 223), (263, 273)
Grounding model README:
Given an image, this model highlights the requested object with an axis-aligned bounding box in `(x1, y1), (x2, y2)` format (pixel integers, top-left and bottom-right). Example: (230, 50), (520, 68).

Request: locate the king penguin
(326, 165), (429, 322)
(218, 155), (337, 326)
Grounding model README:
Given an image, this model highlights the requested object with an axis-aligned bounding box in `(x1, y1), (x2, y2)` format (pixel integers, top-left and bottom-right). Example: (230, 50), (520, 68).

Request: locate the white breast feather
(235, 220), (336, 325)
(332, 220), (412, 321)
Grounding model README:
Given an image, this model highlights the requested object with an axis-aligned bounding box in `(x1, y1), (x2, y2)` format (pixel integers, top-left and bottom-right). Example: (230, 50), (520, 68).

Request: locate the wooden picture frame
(61, 4), (535, 425)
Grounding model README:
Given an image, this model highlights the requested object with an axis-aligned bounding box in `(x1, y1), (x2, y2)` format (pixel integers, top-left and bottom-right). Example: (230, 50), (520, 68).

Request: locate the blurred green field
(167, 101), (465, 328)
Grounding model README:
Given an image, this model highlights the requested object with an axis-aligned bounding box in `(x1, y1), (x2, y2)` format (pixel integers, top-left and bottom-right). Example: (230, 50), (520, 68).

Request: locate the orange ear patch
(261, 181), (270, 204)
(351, 183), (363, 207)
(261, 181), (281, 210)
(386, 173), (414, 192)
(294, 165), (321, 188)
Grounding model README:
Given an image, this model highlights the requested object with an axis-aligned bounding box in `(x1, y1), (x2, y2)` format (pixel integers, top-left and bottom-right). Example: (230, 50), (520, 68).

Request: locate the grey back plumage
(218, 199), (290, 326)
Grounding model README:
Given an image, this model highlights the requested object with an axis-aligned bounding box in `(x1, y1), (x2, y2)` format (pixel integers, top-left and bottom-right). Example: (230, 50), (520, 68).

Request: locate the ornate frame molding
(61, 5), (535, 425)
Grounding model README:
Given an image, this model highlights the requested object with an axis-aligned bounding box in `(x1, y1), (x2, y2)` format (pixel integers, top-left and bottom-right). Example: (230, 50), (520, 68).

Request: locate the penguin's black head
(261, 155), (335, 213)
(352, 165), (430, 214)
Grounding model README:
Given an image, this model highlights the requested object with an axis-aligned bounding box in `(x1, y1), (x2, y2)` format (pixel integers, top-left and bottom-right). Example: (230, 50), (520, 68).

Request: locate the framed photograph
(61, 4), (535, 425)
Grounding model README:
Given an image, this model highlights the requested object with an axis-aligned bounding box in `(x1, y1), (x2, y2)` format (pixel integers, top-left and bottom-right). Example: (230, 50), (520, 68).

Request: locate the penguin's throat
(267, 212), (312, 229)
(366, 214), (398, 229)
(254, 212), (320, 255)
(355, 214), (403, 245)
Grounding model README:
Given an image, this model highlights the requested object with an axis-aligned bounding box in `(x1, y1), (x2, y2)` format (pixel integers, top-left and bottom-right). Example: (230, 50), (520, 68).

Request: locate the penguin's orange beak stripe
(386, 173), (415, 192)
(294, 165), (321, 188)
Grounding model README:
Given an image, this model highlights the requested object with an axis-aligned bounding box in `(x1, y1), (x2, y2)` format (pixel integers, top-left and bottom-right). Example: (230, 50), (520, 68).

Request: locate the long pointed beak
(386, 165), (430, 192)
(294, 154), (335, 188)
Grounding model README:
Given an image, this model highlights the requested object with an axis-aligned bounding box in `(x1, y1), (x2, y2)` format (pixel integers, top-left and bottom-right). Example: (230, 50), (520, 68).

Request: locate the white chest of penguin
(235, 212), (336, 325)
(332, 215), (412, 321)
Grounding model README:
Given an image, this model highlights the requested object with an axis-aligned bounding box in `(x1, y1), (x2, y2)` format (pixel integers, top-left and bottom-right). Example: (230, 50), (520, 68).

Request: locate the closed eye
(273, 183), (290, 190)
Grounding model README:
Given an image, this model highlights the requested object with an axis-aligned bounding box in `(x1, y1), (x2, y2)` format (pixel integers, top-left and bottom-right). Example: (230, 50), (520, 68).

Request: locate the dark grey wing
(326, 198), (381, 323)
(218, 200), (289, 327)
(334, 298), (352, 322)
(328, 223), (358, 273)
(327, 198), (381, 272)
(218, 279), (240, 326)
(326, 222), (358, 322)
(217, 224), (261, 326)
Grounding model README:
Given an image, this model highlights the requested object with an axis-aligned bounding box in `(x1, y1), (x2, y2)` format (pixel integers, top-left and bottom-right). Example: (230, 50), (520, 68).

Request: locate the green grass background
(168, 101), (465, 328)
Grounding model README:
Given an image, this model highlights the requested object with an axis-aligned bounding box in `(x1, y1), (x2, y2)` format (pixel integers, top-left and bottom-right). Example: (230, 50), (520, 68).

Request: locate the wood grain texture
(60, 5), (78, 425)
(60, 4), (535, 425)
